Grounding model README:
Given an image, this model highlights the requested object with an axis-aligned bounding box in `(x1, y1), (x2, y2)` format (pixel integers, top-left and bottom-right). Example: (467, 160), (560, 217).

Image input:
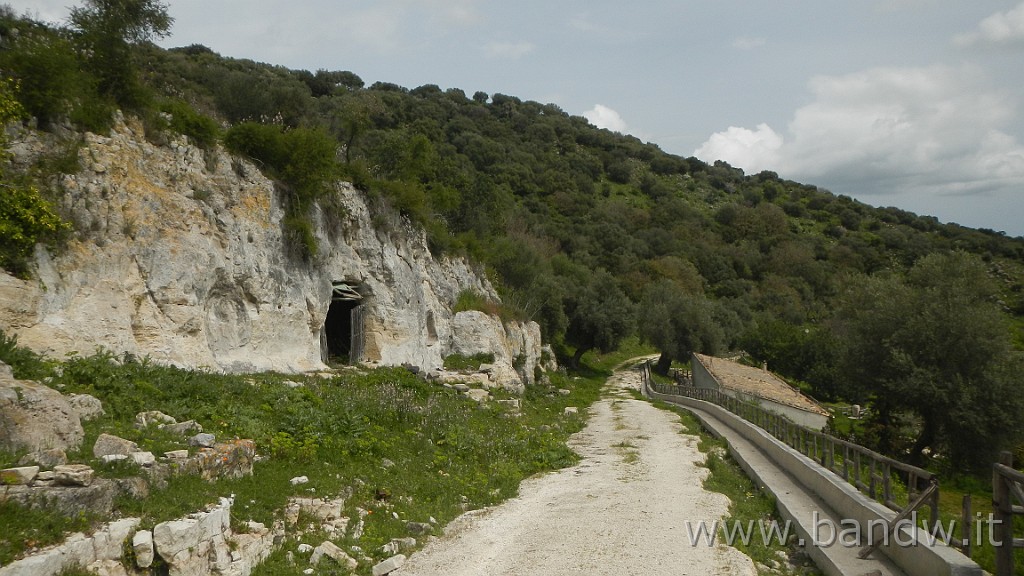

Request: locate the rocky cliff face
(0, 114), (548, 388)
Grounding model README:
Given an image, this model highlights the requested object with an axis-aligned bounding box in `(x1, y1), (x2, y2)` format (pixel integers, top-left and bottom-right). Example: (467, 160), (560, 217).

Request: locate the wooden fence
(640, 361), (940, 527)
(993, 451), (1024, 576)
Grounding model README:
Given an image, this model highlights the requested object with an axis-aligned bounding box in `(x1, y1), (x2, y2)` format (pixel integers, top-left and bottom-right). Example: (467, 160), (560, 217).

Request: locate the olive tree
(69, 0), (173, 108)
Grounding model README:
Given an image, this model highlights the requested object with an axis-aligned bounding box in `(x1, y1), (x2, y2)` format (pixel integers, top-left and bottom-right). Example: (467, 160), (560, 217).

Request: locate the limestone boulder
(93, 433), (139, 458)
(67, 393), (105, 421)
(0, 371), (84, 453)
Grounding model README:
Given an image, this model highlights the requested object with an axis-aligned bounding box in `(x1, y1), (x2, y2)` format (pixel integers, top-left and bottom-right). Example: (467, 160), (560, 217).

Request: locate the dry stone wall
(0, 115), (547, 387)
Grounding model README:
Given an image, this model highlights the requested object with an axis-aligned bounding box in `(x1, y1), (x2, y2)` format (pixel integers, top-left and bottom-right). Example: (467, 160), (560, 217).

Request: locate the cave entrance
(321, 282), (364, 366)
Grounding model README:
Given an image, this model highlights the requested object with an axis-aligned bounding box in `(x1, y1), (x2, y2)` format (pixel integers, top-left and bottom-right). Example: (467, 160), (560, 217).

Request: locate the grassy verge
(0, 335), (608, 574)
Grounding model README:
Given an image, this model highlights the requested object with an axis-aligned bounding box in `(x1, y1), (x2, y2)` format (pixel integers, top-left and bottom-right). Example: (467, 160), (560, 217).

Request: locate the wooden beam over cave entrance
(321, 281), (366, 365)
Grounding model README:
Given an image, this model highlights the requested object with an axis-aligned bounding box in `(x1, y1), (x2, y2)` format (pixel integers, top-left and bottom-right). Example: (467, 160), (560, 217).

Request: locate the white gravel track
(395, 362), (757, 576)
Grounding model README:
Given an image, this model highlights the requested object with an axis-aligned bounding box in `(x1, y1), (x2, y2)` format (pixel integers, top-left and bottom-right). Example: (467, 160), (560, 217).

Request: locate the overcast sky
(8, 1), (1024, 236)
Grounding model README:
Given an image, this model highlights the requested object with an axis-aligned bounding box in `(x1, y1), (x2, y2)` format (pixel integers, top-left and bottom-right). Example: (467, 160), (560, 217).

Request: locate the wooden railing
(993, 451), (1024, 576)
(640, 361), (939, 525)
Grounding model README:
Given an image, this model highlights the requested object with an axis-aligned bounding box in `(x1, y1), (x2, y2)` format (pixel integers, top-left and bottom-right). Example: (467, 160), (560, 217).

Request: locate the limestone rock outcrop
(0, 362), (84, 453)
(0, 115), (547, 388)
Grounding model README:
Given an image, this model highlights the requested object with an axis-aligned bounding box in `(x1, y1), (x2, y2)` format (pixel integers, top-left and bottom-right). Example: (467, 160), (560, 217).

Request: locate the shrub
(158, 100), (219, 149)
(224, 122), (339, 258)
(0, 329), (52, 380)
(0, 181), (70, 275)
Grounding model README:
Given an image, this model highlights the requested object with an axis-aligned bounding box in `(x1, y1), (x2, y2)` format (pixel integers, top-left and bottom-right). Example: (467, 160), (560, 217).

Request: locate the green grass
(0, 502), (97, 566)
(0, 336), (608, 574)
(442, 352), (495, 372)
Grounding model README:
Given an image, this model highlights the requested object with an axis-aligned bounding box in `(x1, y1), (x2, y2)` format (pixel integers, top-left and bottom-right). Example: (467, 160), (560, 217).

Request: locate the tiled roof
(693, 353), (830, 417)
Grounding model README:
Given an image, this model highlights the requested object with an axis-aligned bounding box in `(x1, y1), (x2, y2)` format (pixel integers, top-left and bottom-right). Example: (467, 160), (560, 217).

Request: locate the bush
(224, 123), (339, 258)
(158, 100), (219, 149)
(0, 181), (69, 275)
(0, 329), (52, 380)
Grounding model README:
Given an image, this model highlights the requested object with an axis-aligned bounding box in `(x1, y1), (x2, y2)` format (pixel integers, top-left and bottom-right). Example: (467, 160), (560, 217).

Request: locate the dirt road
(395, 362), (756, 576)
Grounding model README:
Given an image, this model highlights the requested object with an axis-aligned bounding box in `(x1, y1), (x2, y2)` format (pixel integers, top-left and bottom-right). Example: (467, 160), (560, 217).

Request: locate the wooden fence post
(994, 451), (1014, 576)
(961, 493), (972, 559)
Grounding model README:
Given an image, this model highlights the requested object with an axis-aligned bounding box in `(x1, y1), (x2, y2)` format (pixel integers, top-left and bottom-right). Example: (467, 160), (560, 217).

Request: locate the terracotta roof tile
(694, 353), (829, 417)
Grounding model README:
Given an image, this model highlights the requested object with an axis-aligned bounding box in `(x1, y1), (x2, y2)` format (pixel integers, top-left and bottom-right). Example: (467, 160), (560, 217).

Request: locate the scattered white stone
(297, 543), (314, 554)
(67, 393), (105, 421)
(558, 389), (571, 396)
(453, 383), (470, 393)
(290, 476), (309, 486)
(161, 420), (203, 435)
(54, 464), (94, 486)
(134, 410), (177, 428)
(130, 451), (156, 467)
(188, 432), (216, 447)
(19, 448), (68, 468)
(310, 541), (357, 570)
(372, 554), (407, 576)
(0, 466), (39, 485)
(133, 530), (154, 568)
(93, 433), (139, 457)
(380, 537), (417, 556)
(564, 406), (579, 416)
(406, 521), (432, 535)
(466, 388), (490, 403)
(497, 399), (521, 411)
(164, 449), (189, 459)
(102, 454), (129, 464)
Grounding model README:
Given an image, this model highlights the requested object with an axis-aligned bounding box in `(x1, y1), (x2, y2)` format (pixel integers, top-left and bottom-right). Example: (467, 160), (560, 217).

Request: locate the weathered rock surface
(0, 478), (119, 516)
(310, 541), (357, 570)
(0, 517), (139, 576)
(92, 433), (139, 458)
(54, 464), (94, 486)
(1, 117), (548, 387)
(133, 529), (155, 568)
(0, 368), (84, 453)
(0, 465), (38, 485)
(67, 393), (105, 421)
(19, 448), (68, 468)
(176, 439), (255, 481)
(372, 554), (407, 576)
(152, 497), (279, 576)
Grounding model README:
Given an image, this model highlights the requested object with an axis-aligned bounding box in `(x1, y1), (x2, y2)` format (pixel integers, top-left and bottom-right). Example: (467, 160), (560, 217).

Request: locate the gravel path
(395, 362), (757, 576)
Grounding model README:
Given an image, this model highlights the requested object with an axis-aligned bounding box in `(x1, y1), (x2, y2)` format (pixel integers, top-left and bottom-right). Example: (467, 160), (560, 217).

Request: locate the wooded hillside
(1, 3), (1022, 471)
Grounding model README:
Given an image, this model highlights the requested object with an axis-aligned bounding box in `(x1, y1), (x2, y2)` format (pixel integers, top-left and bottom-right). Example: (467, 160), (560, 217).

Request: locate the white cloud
(695, 64), (1024, 203)
(584, 104), (628, 133)
(483, 41), (535, 59)
(693, 124), (782, 174)
(732, 36), (767, 50)
(955, 2), (1024, 46)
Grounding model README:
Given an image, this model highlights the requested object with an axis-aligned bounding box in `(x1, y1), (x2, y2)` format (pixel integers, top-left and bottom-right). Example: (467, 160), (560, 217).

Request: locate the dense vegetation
(1, 1), (1023, 473)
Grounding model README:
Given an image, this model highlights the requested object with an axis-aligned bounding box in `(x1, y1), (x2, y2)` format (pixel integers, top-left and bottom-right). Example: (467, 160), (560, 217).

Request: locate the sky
(8, 1), (1024, 236)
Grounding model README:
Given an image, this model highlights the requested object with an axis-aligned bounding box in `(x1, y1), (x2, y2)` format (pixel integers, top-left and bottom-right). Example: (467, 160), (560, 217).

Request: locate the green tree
(69, 0), (173, 109)
(563, 270), (636, 367)
(638, 281), (725, 374)
(832, 252), (1024, 470)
